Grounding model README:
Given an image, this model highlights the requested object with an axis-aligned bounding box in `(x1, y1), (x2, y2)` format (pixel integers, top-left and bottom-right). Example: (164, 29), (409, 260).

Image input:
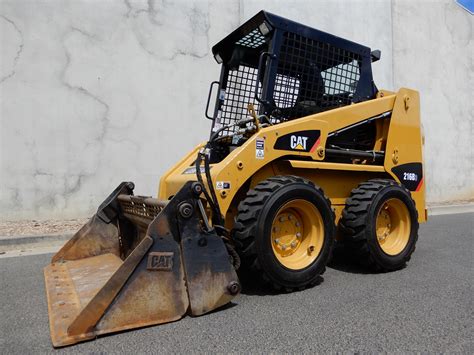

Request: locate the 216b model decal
(403, 172), (418, 182)
(392, 163), (424, 192)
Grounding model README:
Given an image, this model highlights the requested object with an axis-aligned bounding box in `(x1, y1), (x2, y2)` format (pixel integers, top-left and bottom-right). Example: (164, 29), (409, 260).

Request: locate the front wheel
(233, 176), (335, 291)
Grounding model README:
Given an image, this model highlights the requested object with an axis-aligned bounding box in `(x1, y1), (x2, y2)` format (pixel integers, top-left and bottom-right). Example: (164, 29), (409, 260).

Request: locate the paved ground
(0, 213), (472, 353)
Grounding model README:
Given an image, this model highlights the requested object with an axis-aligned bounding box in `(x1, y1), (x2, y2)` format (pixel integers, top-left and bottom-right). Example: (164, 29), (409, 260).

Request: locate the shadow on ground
(237, 245), (380, 296)
(238, 269), (325, 296)
(327, 245), (375, 275)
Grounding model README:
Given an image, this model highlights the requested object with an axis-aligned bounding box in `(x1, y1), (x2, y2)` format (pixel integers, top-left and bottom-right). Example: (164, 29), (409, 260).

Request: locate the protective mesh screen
(236, 29), (266, 48)
(214, 30), (362, 136)
(215, 65), (261, 136)
(274, 32), (361, 119)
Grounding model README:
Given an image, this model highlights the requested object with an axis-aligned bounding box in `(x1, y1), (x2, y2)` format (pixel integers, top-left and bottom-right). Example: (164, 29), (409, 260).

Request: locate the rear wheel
(340, 179), (419, 271)
(233, 176), (335, 291)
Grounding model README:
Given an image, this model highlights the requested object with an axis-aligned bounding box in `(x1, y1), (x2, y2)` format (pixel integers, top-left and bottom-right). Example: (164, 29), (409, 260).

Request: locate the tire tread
(340, 179), (419, 271)
(233, 175), (334, 290)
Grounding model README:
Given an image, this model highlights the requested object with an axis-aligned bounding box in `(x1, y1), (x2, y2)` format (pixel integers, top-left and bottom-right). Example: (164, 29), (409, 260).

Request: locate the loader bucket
(44, 181), (240, 347)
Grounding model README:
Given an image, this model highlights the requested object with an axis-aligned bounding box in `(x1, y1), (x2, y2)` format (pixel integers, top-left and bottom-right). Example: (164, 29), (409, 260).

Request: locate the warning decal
(256, 138), (265, 159)
(216, 181), (231, 190)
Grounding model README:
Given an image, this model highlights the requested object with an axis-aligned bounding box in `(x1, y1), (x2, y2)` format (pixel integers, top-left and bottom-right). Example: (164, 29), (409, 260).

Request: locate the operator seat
(292, 61), (326, 117)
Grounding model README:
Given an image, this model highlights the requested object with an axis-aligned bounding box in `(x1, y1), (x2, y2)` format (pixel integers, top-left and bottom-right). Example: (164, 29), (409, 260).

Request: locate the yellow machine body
(159, 88), (427, 230)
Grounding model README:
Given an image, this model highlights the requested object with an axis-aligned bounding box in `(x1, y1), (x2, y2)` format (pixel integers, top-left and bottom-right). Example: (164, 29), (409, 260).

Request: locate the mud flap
(44, 182), (240, 347)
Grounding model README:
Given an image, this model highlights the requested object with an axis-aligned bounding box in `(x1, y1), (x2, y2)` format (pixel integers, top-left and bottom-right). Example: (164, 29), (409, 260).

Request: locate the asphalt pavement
(1, 213), (472, 353)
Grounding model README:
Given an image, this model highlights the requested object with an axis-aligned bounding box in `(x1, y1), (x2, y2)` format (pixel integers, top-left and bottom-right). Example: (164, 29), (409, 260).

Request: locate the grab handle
(205, 81), (220, 120)
(255, 52), (277, 105)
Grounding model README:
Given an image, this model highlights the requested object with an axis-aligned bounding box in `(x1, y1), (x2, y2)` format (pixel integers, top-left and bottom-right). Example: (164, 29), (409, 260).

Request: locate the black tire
(340, 179), (419, 271)
(233, 176), (335, 291)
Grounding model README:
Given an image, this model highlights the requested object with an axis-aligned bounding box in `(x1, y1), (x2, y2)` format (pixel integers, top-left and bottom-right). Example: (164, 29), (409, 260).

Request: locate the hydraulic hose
(195, 150), (224, 227)
(203, 150), (223, 226)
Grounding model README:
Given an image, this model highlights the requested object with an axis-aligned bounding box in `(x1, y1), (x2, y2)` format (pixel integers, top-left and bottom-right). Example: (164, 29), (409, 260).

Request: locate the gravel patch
(0, 219), (89, 237)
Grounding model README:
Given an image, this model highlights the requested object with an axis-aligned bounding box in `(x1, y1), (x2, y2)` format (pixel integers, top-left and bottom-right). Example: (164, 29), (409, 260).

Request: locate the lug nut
(274, 238), (280, 244)
(288, 215), (292, 220)
(291, 241), (297, 248)
(273, 226), (279, 233)
(295, 222), (300, 227)
(227, 281), (241, 295)
(296, 232), (301, 238)
(279, 216), (285, 222)
(281, 245), (287, 251)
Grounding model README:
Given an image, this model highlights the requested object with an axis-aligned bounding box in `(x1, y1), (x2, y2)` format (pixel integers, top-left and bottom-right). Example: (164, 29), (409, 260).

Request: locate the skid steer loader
(44, 11), (427, 347)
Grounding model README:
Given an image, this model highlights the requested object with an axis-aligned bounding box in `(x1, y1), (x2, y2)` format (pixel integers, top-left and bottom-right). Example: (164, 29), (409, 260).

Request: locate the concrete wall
(0, 0), (472, 220)
(392, 0), (473, 204)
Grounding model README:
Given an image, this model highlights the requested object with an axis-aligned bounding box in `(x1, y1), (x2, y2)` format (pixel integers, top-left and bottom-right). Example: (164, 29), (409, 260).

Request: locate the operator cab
(208, 11), (378, 139)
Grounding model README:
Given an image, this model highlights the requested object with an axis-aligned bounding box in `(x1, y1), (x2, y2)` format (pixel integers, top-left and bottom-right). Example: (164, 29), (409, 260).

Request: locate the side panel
(383, 89), (427, 222)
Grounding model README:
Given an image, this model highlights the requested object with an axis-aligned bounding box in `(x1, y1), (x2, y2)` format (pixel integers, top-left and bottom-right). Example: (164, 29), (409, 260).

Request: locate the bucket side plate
(180, 224), (240, 316)
(94, 227), (189, 336)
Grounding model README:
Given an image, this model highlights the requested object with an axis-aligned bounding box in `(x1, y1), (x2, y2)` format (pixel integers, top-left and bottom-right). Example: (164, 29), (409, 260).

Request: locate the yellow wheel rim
(271, 199), (324, 270)
(376, 198), (411, 256)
